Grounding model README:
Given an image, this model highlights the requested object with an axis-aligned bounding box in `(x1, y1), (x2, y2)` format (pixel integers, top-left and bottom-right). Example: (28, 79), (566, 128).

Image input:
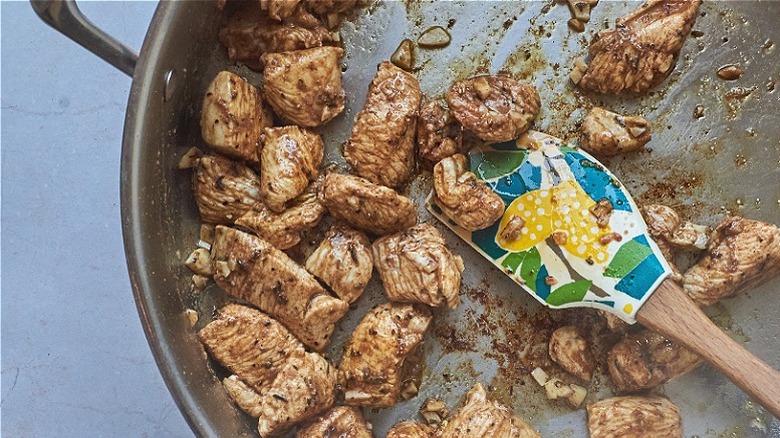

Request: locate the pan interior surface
(123, 1), (780, 436)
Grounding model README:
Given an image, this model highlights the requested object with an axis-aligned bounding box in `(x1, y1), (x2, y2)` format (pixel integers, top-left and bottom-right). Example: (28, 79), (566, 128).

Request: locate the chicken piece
(439, 383), (541, 438)
(296, 406), (373, 438)
(256, 351), (338, 437)
(344, 61), (422, 188)
(548, 326), (596, 381)
(260, 126), (324, 212)
(260, 0), (302, 21)
(642, 205), (709, 251)
(339, 303), (432, 408)
(416, 100), (463, 170)
(305, 223), (373, 304)
(372, 224), (465, 309)
(235, 185), (326, 250)
(684, 216), (780, 306)
(200, 71), (272, 162)
(222, 375), (265, 418)
(262, 47), (346, 128)
(210, 226), (349, 350)
(319, 173), (418, 235)
(419, 397), (449, 426)
(579, 107), (652, 156)
(198, 304), (304, 392)
(608, 329), (702, 392)
(386, 421), (435, 438)
(573, 0), (702, 94)
(433, 154), (505, 231)
(306, 0), (358, 16)
(447, 75), (540, 143)
(587, 396), (682, 438)
(219, 5), (334, 70)
(192, 155), (263, 224)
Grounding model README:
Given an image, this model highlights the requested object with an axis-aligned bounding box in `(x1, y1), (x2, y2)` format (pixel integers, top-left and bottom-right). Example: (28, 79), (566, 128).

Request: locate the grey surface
(1, 2), (191, 436)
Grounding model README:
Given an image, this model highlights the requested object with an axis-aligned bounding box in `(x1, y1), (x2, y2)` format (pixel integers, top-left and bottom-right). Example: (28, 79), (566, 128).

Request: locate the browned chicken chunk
(235, 185), (326, 250)
(198, 304), (304, 392)
(200, 71), (272, 162)
(572, 0), (702, 94)
(386, 421), (435, 438)
(372, 224), (464, 309)
(439, 383), (541, 438)
(608, 329), (702, 392)
(684, 216), (780, 306)
(260, 0), (302, 21)
(307, 0), (357, 16)
(580, 107), (652, 156)
(447, 75), (540, 143)
(433, 154), (505, 231)
(260, 126), (324, 212)
(642, 204), (709, 280)
(587, 396), (682, 438)
(339, 303), (432, 408)
(219, 5), (333, 69)
(319, 173), (418, 235)
(256, 351), (338, 437)
(548, 326), (596, 381)
(296, 406), (373, 438)
(416, 100), (463, 170)
(193, 155), (262, 224)
(344, 61), (422, 188)
(222, 375), (265, 417)
(210, 226), (349, 350)
(262, 47), (346, 127)
(305, 223), (373, 304)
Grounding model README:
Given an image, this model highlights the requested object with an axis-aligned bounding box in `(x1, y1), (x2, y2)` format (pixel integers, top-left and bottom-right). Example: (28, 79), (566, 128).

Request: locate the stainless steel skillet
(33, 1), (780, 436)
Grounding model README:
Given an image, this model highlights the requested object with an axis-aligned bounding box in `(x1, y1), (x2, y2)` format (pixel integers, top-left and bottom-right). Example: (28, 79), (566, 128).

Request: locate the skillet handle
(30, 0), (138, 76)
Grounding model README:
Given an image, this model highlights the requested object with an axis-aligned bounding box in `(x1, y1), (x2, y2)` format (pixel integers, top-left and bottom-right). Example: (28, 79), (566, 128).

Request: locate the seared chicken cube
(193, 155), (263, 224)
(439, 383), (541, 438)
(262, 47), (346, 127)
(433, 154), (505, 231)
(307, 0), (358, 16)
(235, 185), (326, 250)
(219, 5), (334, 69)
(305, 223), (373, 304)
(548, 326), (596, 381)
(260, 126), (324, 212)
(344, 61), (422, 188)
(339, 303), (432, 408)
(419, 397), (450, 426)
(372, 224), (464, 309)
(256, 351), (338, 437)
(198, 304), (304, 392)
(416, 100), (463, 170)
(260, 0), (302, 21)
(684, 216), (780, 306)
(210, 226), (349, 350)
(386, 421), (435, 438)
(580, 107), (651, 156)
(200, 71), (272, 162)
(573, 0), (702, 94)
(608, 329), (702, 392)
(447, 75), (540, 143)
(222, 375), (265, 418)
(319, 173), (418, 235)
(587, 396), (682, 438)
(296, 406), (373, 438)
(642, 205), (709, 251)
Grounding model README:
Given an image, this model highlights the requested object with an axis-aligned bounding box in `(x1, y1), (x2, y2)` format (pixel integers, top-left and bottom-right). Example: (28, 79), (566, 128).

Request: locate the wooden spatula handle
(637, 278), (780, 419)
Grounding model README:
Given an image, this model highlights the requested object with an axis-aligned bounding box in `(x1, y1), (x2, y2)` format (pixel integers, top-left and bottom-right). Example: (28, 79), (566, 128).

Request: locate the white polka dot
(577, 244), (587, 254)
(581, 209), (589, 216)
(521, 228), (529, 235)
(540, 190), (549, 197)
(524, 211), (531, 217)
(590, 227), (599, 235)
(530, 233), (537, 240)
(571, 236), (578, 243)
(517, 203), (525, 211)
(554, 220), (562, 228)
(535, 198), (542, 205)
(580, 221), (587, 228)
(537, 208), (545, 215)
(573, 201), (581, 209)
(565, 216), (572, 223)
(582, 235), (590, 243)
(536, 224), (544, 231)
(597, 252), (606, 261)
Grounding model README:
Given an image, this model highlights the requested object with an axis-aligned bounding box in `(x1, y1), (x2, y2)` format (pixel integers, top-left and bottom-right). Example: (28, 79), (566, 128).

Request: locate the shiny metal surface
(30, 0), (138, 76)
(43, 0), (780, 436)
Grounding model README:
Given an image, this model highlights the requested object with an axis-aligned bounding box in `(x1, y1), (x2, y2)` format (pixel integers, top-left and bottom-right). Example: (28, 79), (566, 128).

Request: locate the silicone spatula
(427, 130), (780, 417)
